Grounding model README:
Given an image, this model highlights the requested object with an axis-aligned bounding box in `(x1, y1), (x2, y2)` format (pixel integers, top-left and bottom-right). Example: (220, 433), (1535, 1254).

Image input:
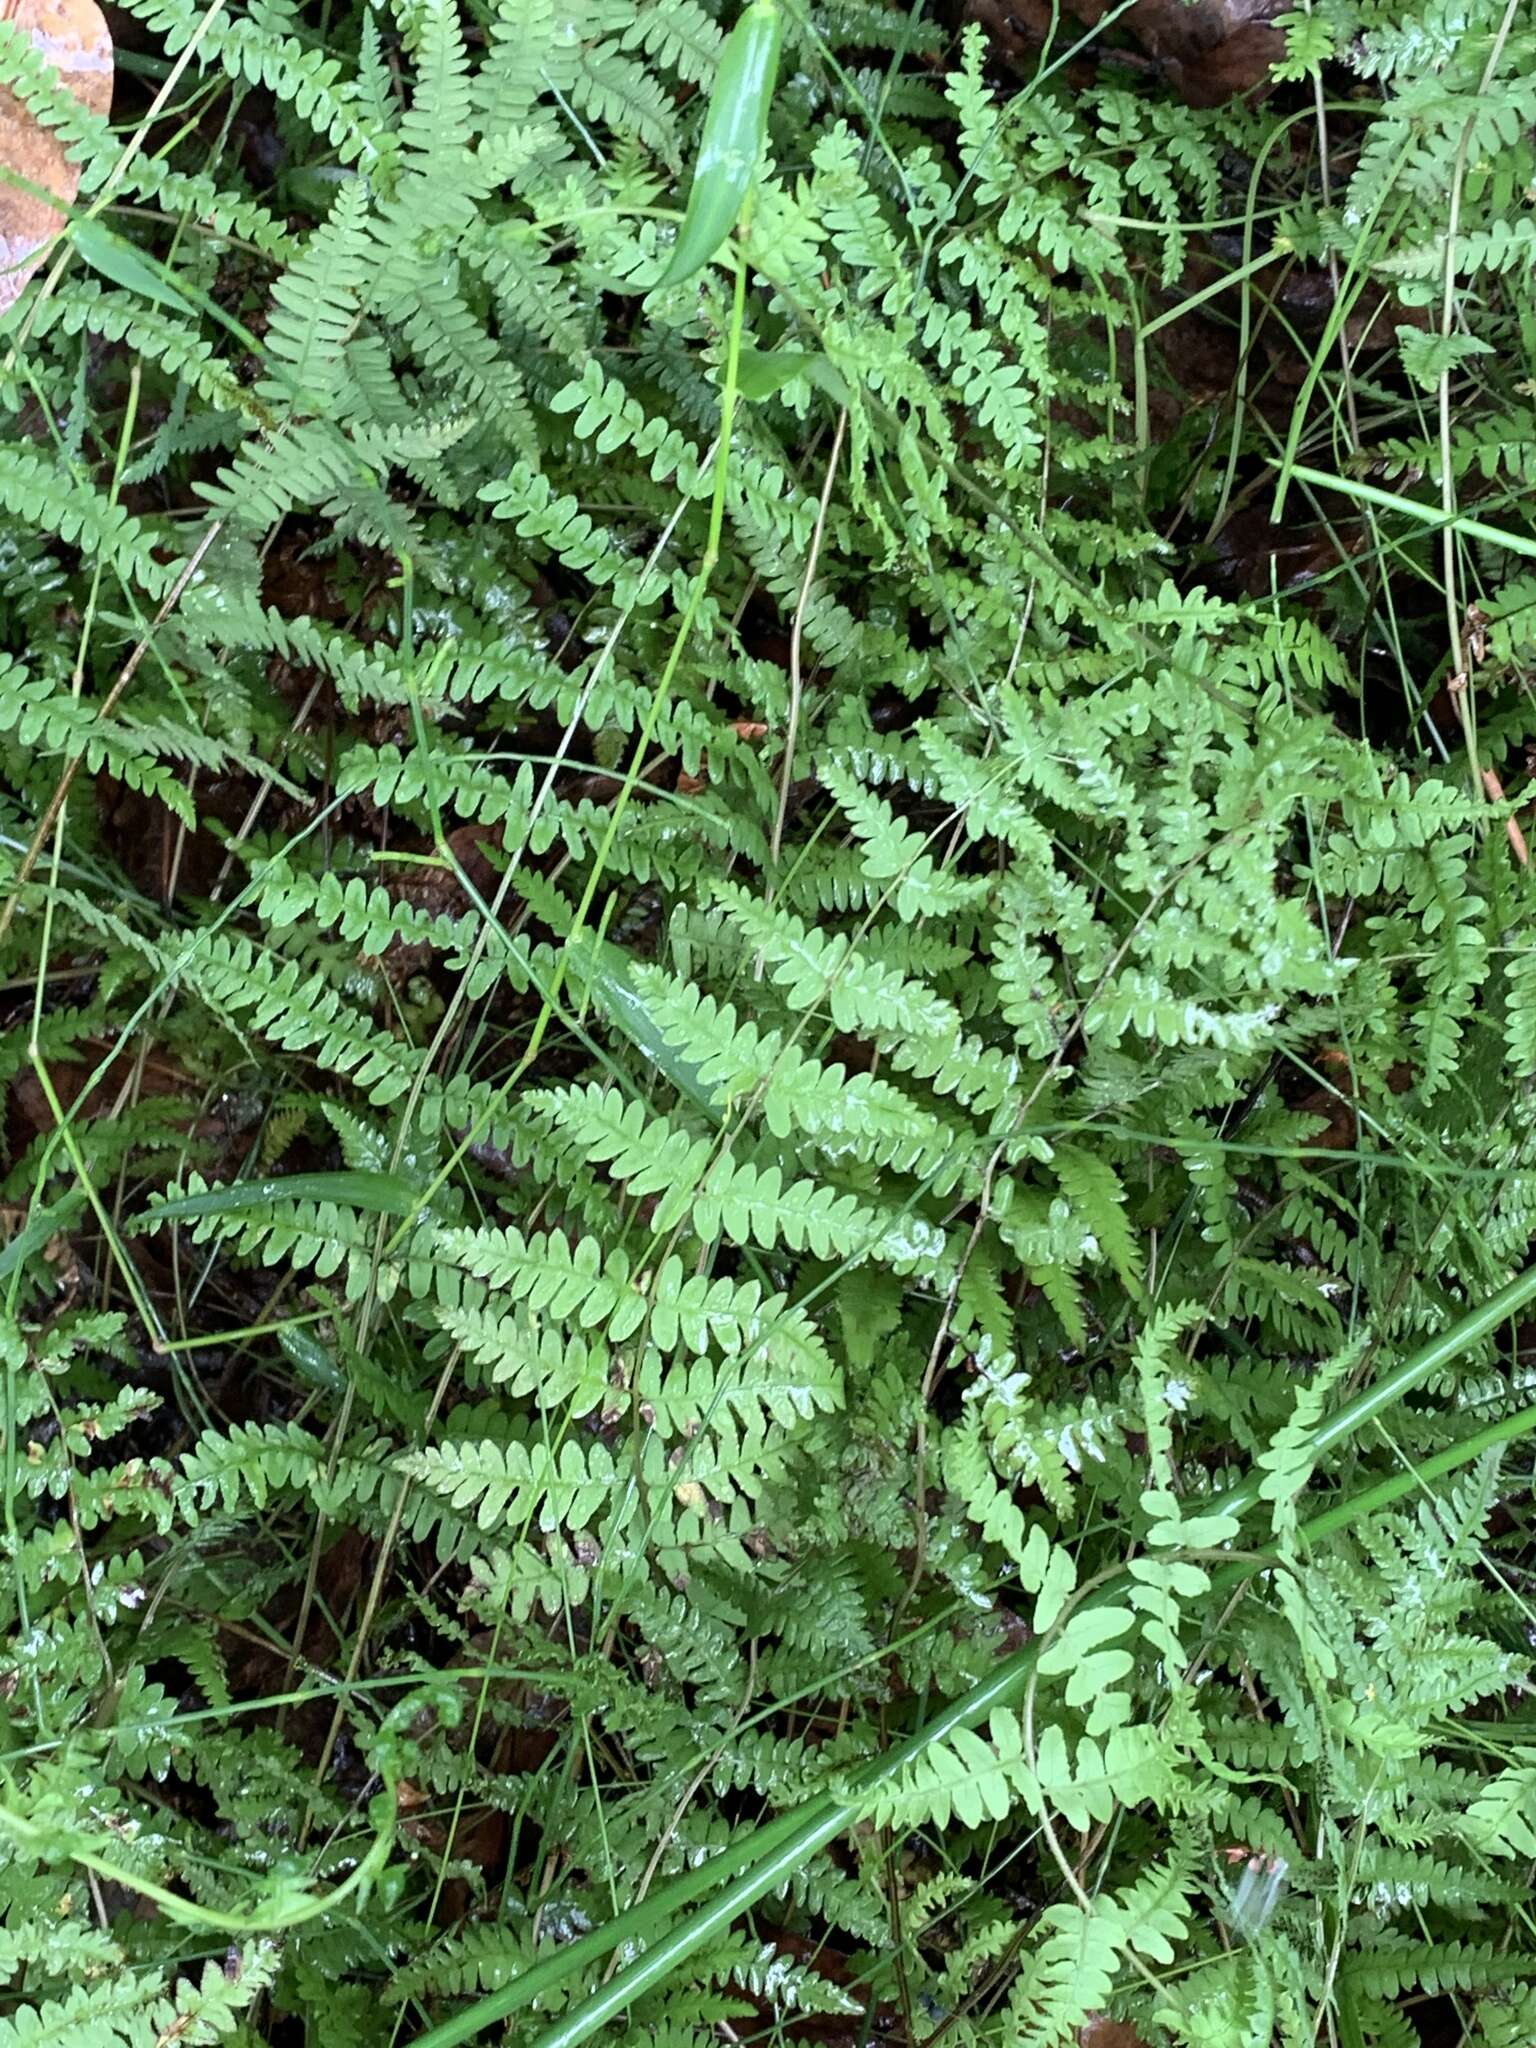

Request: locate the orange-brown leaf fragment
(1078, 2019), (1149, 2048)
(0, 0), (112, 319)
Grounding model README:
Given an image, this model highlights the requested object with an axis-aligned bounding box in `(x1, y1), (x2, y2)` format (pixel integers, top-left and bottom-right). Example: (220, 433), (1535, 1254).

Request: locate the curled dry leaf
(0, 0), (113, 319)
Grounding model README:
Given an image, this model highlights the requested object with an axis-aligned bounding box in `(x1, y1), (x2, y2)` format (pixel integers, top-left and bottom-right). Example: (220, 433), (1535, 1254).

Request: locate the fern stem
(410, 1261), (1536, 2048)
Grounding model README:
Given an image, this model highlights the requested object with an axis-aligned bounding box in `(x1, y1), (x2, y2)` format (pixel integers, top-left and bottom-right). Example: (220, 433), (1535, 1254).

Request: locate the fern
(4, 0), (1536, 2036)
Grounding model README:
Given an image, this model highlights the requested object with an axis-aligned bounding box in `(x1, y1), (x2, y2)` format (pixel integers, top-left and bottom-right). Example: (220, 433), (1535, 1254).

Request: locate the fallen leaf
(1203, 502), (1362, 600)
(1078, 2019), (1148, 2048)
(0, 0), (113, 319)
(9, 1042), (205, 1139)
(1085, 0), (1288, 101)
(966, 0), (1285, 104)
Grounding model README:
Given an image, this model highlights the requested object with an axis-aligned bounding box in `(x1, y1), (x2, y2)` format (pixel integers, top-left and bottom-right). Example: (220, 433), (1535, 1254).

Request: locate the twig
(1480, 766), (1529, 866)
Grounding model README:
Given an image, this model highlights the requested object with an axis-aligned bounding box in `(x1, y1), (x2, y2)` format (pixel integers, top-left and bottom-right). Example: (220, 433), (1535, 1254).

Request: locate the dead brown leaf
(1122, 0), (1286, 106)
(1205, 502), (1363, 600)
(0, 0), (113, 319)
(8, 1041), (204, 1143)
(966, 0), (1284, 104)
(1078, 2018), (1149, 2048)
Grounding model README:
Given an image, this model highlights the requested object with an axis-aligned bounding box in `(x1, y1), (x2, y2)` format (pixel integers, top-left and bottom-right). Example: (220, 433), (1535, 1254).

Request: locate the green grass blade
(1280, 462), (1536, 562)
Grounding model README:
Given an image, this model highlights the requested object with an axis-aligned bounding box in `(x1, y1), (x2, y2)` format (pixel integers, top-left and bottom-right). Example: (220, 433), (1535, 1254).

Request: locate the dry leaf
(1205, 502), (1364, 601)
(0, 0), (113, 319)
(965, 0), (1285, 104)
(1078, 2018), (1149, 2048)
(1113, 0), (1287, 107)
